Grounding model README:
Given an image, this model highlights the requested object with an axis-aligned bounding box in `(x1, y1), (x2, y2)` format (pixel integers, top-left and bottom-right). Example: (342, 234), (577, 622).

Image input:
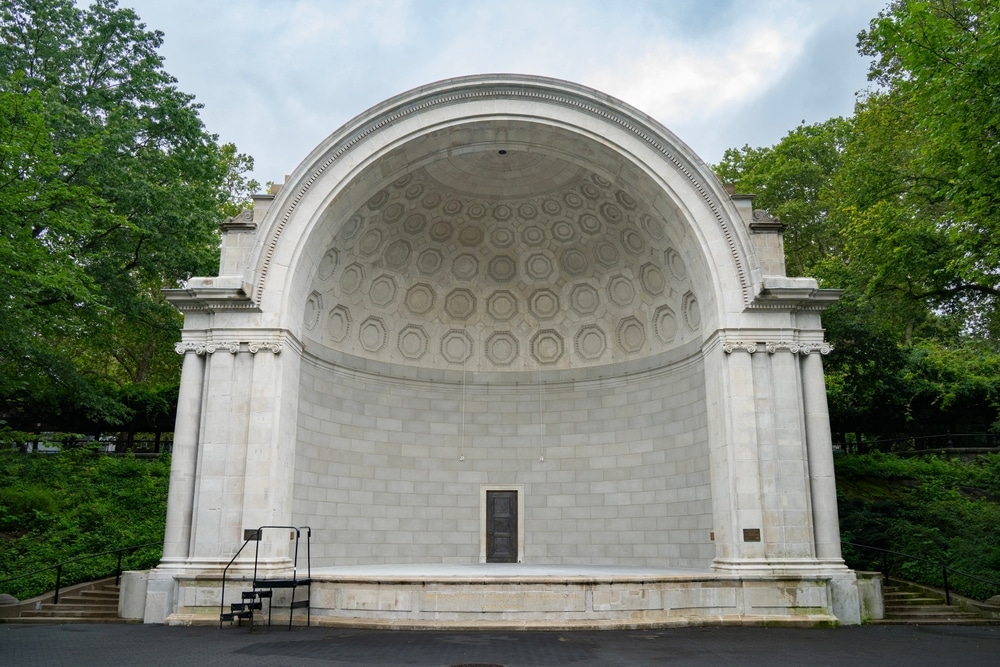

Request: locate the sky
(118, 0), (890, 185)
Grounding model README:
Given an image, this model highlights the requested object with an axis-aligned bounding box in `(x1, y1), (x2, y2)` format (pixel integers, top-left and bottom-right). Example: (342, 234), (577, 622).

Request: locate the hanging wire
(460, 333), (467, 462)
(538, 364), (544, 462)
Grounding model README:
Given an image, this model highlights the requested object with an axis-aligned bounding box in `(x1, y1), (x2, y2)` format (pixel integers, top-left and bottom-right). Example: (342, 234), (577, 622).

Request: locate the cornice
(163, 284), (260, 313)
(748, 209), (786, 234)
(749, 277), (842, 312)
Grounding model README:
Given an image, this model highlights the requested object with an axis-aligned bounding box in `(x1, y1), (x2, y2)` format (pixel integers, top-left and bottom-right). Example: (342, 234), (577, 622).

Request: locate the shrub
(837, 452), (1000, 600)
(0, 449), (167, 600)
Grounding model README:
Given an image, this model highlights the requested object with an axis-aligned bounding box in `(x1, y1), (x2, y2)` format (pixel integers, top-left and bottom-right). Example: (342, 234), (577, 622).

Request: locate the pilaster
(711, 333), (839, 572)
(155, 333), (298, 574)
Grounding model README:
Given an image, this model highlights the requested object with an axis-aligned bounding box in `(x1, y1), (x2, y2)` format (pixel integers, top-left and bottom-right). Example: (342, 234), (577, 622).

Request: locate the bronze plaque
(743, 528), (761, 542)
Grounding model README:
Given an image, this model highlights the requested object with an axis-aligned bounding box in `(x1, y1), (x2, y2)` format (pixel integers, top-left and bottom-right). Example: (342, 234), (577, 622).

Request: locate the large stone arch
(249, 76), (760, 337)
(148, 75), (859, 626)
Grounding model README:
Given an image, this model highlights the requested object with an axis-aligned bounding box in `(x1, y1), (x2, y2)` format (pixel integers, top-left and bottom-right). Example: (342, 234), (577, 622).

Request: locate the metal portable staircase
(219, 525), (312, 629)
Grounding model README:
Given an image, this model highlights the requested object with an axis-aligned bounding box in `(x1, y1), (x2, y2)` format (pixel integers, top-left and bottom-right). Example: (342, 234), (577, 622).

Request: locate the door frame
(480, 485), (524, 563)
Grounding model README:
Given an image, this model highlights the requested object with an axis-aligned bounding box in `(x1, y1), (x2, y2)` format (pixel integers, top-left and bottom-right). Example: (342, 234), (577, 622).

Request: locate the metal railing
(842, 433), (1000, 453)
(219, 526), (312, 629)
(0, 542), (160, 604)
(845, 541), (1000, 605)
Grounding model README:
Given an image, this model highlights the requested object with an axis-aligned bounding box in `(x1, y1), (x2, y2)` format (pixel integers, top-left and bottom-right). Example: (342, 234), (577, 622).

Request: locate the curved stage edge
(165, 564), (852, 629)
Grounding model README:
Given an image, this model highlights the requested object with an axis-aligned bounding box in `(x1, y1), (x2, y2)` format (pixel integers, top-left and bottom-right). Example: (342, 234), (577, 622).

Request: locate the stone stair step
(886, 610), (982, 619)
(877, 579), (996, 625)
(49, 597), (118, 607)
(5, 577), (127, 624)
(870, 618), (997, 626)
(78, 590), (120, 599)
(887, 600), (971, 610)
(10, 616), (140, 625)
(885, 596), (943, 605)
(21, 609), (120, 619)
(885, 603), (967, 612)
(36, 602), (118, 613)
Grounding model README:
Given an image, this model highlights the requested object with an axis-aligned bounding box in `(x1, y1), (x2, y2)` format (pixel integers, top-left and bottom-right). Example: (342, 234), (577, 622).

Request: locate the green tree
(715, 120), (920, 442)
(715, 117), (852, 278)
(856, 0), (1000, 336)
(821, 91), (962, 343)
(715, 0), (1000, 443)
(0, 0), (255, 431)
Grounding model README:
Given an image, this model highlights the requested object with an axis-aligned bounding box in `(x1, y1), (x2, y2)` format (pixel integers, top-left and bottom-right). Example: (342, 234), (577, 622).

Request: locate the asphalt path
(2, 623), (998, 666)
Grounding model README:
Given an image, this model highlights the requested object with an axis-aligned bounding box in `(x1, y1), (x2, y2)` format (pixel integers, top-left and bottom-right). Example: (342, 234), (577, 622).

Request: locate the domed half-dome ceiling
(301, 122), (707, 372)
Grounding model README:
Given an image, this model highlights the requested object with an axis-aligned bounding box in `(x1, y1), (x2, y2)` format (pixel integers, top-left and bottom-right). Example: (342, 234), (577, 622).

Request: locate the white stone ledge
(165, 566), (847, 628)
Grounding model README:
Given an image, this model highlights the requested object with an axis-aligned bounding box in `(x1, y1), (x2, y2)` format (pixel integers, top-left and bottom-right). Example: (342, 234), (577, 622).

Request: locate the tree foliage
(0, 449), (168, 600)
(861, 0), (1000, 228)
(837, 452), (1000, 600)
(715, 118), (853, 277)
(716, 0), (1000, 445)
(855, 0), (1000, 336)
(0, 0), (255, 431)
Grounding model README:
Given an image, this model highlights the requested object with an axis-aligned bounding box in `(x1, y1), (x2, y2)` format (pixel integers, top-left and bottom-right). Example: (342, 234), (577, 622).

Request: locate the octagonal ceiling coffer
(302, 119), (706, 372)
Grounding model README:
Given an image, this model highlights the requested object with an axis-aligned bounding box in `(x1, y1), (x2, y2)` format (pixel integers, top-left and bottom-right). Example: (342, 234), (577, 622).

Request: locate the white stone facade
(296, 343), (712, 568)
(145, 75), (859, 626)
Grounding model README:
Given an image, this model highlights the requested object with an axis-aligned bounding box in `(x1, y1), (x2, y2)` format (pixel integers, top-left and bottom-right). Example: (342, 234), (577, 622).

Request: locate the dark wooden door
(486, 490), (517, 563)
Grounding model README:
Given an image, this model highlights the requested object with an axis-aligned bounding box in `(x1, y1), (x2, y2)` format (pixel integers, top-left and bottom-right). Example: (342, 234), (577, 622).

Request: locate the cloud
(118, 0), (887, 180)
(280, 0), (415, 50)
(590, 24), (804, 125)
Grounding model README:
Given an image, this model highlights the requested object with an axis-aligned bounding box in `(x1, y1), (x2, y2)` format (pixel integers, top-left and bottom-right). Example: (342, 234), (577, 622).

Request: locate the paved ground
(2, 623), (998, 666)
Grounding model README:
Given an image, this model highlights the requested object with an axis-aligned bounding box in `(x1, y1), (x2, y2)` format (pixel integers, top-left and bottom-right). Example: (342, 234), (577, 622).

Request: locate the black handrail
(252, 526), (312, 583)
(219, 530), (263, 629)
(249, 526), (302, 587)
(0, 542), (160, 604)
(845, 541), (1000, 605)
(219, 526), (312, 629)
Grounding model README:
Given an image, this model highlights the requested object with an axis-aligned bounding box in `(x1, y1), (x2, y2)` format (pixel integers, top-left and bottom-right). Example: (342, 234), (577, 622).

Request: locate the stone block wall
(292, 351), (713, 568)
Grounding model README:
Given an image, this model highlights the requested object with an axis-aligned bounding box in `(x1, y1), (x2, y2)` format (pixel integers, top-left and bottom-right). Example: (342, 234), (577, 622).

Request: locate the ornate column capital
(248, 341), (283, 354)
(722, 341), (758, 354)
(799, 342), (834, 355)
(204, 341), (240, 354)
(722, 339), (833, 355)
(175, 339), (285, 355)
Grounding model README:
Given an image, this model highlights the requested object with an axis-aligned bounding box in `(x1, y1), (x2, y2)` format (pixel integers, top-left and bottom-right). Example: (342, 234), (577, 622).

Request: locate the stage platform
(159, 562), (857, 629)
(311, 562), (700, 580)
(293, 563), (846, 629)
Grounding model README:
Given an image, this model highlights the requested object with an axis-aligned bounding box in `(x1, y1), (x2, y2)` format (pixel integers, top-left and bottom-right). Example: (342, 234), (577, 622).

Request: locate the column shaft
(162, 350), (205, 560)
(801, 351), (843, 560)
